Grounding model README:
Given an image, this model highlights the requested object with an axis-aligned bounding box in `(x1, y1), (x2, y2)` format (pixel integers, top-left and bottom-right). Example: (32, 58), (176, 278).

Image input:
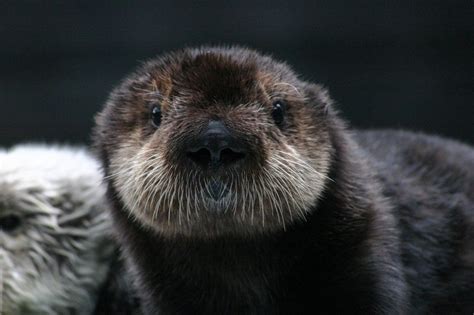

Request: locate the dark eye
(151, 105), (162, 127)
(272, 101), (286, 125)
(0, 214), (22, 232)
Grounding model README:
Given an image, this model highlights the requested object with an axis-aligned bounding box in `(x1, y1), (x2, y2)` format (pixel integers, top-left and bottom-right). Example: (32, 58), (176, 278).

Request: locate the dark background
(1, 0), (472, 147)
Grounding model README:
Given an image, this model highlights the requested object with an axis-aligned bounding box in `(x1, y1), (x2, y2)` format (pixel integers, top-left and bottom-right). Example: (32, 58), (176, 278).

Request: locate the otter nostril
(0, 214), (22, 232)
(186, 147), (246, 168)
(187, 148), (213, 168)
(186, 121), (247, 169)
(220, 148), (246, 165)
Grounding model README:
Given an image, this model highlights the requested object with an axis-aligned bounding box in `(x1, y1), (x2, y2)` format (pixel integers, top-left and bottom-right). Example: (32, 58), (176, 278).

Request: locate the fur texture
(0, 145), (116, 315)
(93, 46), (474, 314)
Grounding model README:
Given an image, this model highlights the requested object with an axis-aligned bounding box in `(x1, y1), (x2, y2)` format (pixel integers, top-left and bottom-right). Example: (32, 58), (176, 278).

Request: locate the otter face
(94, 47), (334, 237)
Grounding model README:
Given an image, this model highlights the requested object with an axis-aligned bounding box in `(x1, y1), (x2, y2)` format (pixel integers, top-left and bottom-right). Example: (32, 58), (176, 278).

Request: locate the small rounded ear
(303, 83), (332, 115)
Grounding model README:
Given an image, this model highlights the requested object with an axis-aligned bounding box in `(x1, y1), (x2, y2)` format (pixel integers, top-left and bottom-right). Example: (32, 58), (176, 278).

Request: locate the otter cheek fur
(93, 47), (474, 314)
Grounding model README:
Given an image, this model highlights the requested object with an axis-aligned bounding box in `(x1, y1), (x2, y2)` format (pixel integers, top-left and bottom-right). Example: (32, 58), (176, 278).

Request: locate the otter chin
(93, 46), (474, 314)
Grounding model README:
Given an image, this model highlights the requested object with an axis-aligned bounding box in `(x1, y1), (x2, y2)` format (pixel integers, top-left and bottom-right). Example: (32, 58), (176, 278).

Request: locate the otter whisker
(271, 82), (302, 96)
(143, 163), (169, 216)
(257, 174), (268, 228)
(262, 169), (285, 228)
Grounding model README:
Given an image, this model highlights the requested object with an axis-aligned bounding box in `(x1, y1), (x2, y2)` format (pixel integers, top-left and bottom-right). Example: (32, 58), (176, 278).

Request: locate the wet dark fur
(93, 47), (474, 314)
(356, 130), (474, 314)
(94, 251), (142, 315)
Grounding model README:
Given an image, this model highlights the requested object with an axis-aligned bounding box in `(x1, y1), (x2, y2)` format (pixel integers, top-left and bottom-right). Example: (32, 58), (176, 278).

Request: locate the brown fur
(92, 46), (474, 314)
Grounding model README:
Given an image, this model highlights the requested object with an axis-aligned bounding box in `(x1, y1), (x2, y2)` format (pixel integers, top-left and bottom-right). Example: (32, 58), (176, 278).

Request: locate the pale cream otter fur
(0, 145), (115, 315)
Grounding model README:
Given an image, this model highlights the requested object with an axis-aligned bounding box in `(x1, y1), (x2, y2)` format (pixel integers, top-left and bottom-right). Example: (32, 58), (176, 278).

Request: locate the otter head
(0, 145), (114, 315)
(94, 47), (334, 238)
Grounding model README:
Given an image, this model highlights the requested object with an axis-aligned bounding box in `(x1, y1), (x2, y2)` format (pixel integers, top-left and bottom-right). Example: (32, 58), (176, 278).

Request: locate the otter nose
(186, 121), (246, 169)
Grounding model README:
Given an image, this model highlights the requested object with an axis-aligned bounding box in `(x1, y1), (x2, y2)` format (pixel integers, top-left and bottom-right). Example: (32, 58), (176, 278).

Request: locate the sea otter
(92, 46), (474, 314)
(0, 145), (140, 315)
(0, 145), (114, 314)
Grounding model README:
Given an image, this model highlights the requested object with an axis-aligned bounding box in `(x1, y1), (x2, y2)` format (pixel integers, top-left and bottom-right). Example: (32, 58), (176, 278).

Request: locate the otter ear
(303, 83), (332, 115)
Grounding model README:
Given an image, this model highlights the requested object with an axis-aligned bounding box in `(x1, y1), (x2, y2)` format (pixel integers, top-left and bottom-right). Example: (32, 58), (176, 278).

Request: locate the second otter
(93, 47), (474, 314)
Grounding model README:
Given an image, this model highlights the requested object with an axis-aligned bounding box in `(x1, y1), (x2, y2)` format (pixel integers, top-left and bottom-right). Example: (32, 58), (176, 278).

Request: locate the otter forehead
(129, 47), (302, 110)
(166, 51), (259, 105)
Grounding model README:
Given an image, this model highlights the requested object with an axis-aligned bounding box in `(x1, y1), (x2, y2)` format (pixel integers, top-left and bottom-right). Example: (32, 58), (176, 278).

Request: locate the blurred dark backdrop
(1, 0), (472, 147)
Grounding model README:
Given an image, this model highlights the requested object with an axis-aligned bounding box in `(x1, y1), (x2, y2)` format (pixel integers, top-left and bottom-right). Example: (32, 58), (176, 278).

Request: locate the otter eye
(0, 214), (22, 232)
(151, 105), (162, 127)
(272, 101), (286, 125)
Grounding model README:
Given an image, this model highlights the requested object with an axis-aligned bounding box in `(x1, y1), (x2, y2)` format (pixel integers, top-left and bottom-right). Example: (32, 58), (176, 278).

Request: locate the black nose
(187, 120), (246, 169)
